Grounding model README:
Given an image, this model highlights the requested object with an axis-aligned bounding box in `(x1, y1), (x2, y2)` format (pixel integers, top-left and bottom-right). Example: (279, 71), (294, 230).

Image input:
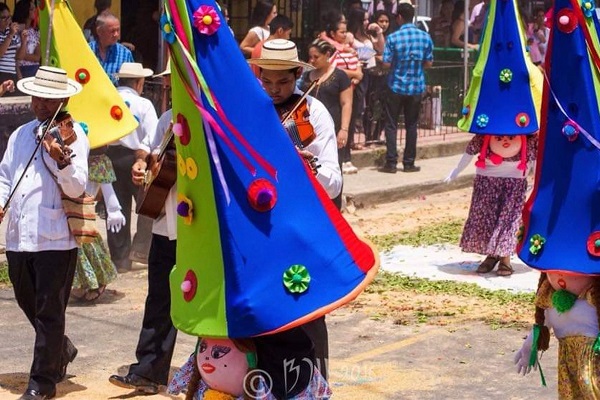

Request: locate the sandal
(476, 256), (499, 273)
(496, 262), (514, 276)
(70, 288), (86, 302)
(84, 285), (106, 302)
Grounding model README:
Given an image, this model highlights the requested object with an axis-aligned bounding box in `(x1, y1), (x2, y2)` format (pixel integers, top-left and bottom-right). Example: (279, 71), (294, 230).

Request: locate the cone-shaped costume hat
(518, 0), (600, 274)
(458, 0), (543, 135)
(38, 0), (137, 149)
(164, 0), (379, 338)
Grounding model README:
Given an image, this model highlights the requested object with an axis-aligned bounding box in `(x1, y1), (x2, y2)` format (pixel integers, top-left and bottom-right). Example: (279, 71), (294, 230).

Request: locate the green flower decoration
(529, 234), (546, 255)
(283, 264), (311, 294)
(552, 289), (577, 313)
(499, 68), (513, 83)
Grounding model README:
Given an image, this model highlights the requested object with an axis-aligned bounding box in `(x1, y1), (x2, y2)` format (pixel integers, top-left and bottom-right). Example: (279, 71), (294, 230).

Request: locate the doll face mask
(547, 272), (594, 295)
(197, 338), (249, 396)
(489, 135), (522, 158)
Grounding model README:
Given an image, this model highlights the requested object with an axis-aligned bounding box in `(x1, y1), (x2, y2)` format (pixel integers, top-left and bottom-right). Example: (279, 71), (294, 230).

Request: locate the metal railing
(355, 47), (476, 147)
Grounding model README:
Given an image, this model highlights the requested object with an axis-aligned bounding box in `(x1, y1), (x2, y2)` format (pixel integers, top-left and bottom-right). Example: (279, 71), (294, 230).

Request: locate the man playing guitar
(109, 65), (178, 395)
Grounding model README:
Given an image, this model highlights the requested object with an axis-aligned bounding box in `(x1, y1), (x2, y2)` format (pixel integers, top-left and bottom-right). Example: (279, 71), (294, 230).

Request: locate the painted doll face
(547, 272), (594, 295)
(489, 135), (522, 158)
(197, 338), (249, 396)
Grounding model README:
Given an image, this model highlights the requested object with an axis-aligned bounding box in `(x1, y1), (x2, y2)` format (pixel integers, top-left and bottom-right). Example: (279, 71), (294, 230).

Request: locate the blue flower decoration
(476, 114), (489, 128)
(461, 106), (470, 116)
(79, 122), (89, 135)
(583, 0), (595, 18)
(160, 13), (176, 44)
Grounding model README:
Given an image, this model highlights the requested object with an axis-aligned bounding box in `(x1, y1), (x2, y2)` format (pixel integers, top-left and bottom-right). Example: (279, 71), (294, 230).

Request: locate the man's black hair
(398, 2), (415, 23)
(269, 14), (294, 35)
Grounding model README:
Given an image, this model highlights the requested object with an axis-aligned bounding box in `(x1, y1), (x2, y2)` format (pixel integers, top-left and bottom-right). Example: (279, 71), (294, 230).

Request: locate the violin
(277, 94), (316, 148)
(36, 111), (77, 165)
(275, 83), (321, 174)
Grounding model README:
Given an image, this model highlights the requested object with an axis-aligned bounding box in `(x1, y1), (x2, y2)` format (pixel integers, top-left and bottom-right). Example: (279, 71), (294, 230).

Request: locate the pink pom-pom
(173, 123), (183, 137)
(181, 280), (192, 293)
(489, 153), (503, 165)
(559, 15), (570, 25)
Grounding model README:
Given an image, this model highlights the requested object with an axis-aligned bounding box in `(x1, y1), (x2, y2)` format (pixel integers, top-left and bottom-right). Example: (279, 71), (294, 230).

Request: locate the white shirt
(546, 299), (599, 339)
(249, 26), (270, 42)
(139, 109), (177, 240)
(116, 86), (159, 150)
(299, 90), (343, 199)
(0, 119), (90, 252)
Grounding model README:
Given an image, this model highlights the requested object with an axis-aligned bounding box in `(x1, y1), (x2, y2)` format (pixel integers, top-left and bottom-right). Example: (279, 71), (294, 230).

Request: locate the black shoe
(58, 336), (78, 382)
(403, 165), (421, 173)
(109, 373), (159, 394)
(18, 388), (56, 400)
(114, 259), (132, 273)
(378, 164), (397, 174)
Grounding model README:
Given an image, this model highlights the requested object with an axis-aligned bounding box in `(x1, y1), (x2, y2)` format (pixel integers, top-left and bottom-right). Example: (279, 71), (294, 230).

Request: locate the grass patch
(367, 219), (464, 250)
(367, 271), (534, 307)
(0, 261), (9, 285)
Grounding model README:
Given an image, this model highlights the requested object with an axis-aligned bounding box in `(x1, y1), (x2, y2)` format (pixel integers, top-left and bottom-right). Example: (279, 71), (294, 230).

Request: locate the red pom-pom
(247, 178), (277, 212)
(110, 105), (123, 120)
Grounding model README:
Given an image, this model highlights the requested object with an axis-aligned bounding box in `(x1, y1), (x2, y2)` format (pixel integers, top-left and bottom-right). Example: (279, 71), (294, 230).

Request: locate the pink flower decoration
(193, 5), (221, 36)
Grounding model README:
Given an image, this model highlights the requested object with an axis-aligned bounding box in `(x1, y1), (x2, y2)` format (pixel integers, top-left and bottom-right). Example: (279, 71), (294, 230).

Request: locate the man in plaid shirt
(380, 2), (433, 173)
(89, 11), (134, 86)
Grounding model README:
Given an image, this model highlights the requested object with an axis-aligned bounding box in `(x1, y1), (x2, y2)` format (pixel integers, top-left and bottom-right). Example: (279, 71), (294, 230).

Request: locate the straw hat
(153, 60), (171, 77)
(115, 62), (154, 78)
(247, 39), (314, 71)
(17, 66), (82, 99)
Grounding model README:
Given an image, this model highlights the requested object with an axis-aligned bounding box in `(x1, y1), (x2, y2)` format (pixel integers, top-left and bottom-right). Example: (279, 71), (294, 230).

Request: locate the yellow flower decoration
(186, 157), (198, 180)
(177, 153), (186, 176)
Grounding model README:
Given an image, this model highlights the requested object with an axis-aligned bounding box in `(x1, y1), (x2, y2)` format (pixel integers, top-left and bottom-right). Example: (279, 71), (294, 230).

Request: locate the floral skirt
(72, 235), (117, 290)
(89, 154), (117, 184)
(460, 175), (527, 257)
(557, 336), (600, 399)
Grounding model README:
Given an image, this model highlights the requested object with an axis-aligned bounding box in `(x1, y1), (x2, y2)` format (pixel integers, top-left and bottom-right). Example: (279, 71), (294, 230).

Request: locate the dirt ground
(2, 187), (540, 399)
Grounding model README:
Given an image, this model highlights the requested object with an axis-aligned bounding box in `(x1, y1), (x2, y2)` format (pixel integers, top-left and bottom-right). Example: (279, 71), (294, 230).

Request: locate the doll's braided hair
(534, 272), (551, 351)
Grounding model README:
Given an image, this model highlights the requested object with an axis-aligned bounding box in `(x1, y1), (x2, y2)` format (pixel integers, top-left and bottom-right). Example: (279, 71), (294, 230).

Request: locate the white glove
(102, 183), (126, 233)
(514, 330), (536, 376)
(107, 208), (126, 233)
(443, 153), (473, 183)
(443, 168), (460, 183)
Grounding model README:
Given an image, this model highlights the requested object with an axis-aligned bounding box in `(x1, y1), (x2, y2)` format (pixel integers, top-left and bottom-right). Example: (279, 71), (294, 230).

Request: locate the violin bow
(281, 79), (319, 125)
(2, 102), (63, 213)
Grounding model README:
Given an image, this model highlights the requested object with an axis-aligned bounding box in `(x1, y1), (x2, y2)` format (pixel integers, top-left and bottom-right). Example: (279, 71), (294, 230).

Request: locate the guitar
(136, 126), (177, 219)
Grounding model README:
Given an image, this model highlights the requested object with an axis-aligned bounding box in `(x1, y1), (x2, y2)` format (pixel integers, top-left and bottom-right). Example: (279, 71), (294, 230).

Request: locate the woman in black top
(299, 39), (353, 207)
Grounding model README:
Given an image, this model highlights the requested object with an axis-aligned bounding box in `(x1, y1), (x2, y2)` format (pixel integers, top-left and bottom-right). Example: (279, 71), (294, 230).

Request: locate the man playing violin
(248, 39), (341, 396)
(0, 66), (89, 400)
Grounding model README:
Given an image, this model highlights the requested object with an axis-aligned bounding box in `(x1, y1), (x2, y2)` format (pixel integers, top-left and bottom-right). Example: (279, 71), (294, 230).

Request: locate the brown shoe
(476, 256), (499, 273)
(496, 262), (514, 276)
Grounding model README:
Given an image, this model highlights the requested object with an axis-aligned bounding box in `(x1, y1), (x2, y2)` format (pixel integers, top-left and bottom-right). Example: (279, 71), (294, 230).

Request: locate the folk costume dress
(452, 0), (542, 259)
(459, 135), (537, 257)
(71, 154), (117, 295)
(514, 0), (600, 397)
(159, 0), (379, 398)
